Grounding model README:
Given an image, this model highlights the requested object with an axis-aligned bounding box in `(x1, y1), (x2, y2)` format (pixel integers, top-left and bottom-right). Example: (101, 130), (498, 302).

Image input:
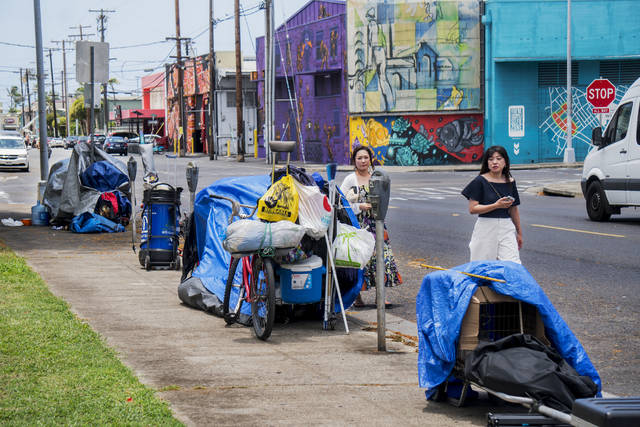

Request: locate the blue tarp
(191, 174), (362, 316)
(416, 261), (601, 395)
(80, 160), (129, 192)
(71, 211), (125, 233)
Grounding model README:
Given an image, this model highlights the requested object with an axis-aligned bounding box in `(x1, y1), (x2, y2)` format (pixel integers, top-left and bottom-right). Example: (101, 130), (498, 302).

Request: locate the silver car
(0, 136), (29, 172)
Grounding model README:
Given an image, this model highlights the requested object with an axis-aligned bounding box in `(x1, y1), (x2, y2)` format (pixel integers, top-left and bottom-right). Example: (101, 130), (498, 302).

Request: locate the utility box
(458, 286), (547, 358)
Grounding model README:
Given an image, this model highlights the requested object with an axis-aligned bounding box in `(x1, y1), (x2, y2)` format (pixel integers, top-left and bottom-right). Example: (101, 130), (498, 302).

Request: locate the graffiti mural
(539, 84), (629, 160)
(347, 0), (481, 113)
(349, 113), (483, 165)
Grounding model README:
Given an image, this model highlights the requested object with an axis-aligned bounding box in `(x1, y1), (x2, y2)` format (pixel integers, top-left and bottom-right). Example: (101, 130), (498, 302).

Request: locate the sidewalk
(0, 204), (489, 426)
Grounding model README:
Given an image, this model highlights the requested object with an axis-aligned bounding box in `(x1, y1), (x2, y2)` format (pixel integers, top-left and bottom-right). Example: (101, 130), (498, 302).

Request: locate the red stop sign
(587, 79), (616, 108)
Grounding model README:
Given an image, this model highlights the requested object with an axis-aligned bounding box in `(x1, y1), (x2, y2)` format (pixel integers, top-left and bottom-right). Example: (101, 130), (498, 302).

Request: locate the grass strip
(0, 242), (182, 426)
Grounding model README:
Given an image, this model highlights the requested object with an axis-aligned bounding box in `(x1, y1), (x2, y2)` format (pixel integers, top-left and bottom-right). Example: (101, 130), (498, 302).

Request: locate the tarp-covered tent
(43, 142), (129, 224)
(416, 261), (601, 395)
(180, 174), (363, 319)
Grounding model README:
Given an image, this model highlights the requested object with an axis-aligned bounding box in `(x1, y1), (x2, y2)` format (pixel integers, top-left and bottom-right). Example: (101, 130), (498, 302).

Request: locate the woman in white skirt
(461, 145), (522, 263)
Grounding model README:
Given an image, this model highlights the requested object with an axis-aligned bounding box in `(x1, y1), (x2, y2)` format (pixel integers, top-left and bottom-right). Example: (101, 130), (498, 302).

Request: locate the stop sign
(587, 79), (616, 108)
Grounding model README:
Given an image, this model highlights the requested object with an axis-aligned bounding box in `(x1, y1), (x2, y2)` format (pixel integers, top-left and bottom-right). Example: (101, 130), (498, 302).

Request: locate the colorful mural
(256, 1), (349, 164)
(349, 113), (483, 165)
(347, 0), (481, 114)
(538, 84), (629, 161)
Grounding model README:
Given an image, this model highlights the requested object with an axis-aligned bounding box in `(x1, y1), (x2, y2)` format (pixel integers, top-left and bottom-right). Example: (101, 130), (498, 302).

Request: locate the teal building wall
(485, 0), (640, 163)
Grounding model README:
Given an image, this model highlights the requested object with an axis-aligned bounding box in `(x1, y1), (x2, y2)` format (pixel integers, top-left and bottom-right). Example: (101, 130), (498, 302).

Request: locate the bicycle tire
(223, 257), (243, 325)
(250, 256), (276, 340)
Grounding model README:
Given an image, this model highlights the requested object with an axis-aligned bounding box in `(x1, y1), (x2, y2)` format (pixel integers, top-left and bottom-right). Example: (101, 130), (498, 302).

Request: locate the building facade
(256, 0), (349, 164)
(485, 0), (640, 164)
(165, 52), (256, 155)
(347, 0), (484, 166)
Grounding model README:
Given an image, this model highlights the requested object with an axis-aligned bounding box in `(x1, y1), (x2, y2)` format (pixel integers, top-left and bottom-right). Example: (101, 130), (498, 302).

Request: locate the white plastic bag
(293, 179), (333, 239)
(223, 219), (306, 253)
(332, 222), (375, 269)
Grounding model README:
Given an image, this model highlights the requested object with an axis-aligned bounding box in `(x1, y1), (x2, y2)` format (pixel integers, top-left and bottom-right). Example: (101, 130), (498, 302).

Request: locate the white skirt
(469, 217), (521, 264)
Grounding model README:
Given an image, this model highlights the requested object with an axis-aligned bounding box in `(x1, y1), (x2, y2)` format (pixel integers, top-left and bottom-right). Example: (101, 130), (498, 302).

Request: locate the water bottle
(31, 202), (50, 226)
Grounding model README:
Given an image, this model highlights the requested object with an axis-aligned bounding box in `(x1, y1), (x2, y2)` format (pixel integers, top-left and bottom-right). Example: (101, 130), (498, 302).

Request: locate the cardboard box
(458, 286), (547, 352)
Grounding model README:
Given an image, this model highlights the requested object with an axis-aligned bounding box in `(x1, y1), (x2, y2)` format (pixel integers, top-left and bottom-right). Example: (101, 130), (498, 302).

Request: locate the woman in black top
(461, 146), (522, 263)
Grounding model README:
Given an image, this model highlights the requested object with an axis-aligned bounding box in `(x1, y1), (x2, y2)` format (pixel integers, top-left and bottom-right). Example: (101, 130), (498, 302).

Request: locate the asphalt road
(3, 148), (639, 397)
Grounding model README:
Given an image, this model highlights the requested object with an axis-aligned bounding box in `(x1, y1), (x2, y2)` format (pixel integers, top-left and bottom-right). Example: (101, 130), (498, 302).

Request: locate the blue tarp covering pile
(190, 174), (362, 316)
(416, 261), (601, 395)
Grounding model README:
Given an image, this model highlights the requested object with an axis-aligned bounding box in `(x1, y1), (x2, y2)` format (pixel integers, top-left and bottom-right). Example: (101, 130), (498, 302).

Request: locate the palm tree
(6, 86), (23, 110)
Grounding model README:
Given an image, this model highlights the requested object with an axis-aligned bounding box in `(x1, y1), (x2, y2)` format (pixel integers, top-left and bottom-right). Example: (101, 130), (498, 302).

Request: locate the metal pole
(48, 49), (59, 138)
(26, 69), (33, 132)
(208, 0), (216, 160)
(234, 0), (245, 162)
(375, 219), (386, 351)
(33, 0), (49, 182)
(175, 0), (186, 157)
(264, 0), (271, 163)
(19, 69), (26, 130)
(61, 41), (70, 139)
(563, 0), (575, 163)
(89, 46), (95, 163)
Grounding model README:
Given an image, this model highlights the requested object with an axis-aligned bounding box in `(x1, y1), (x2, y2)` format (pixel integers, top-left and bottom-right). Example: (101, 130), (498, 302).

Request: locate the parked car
(0, 135), (29, 172)
(103, 136), (128, 156)
(64, 135), (79, 149)
(581, 76), (640, 221)
(50, 137), (65, 148)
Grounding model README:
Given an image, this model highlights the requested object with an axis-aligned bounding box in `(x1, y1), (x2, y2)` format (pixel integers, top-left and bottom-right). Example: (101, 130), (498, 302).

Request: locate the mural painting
(538, 84), (629, 161)
(256, 1), (349, 164)
(349, 113), (483, 166)
(347, 0), (481, 113)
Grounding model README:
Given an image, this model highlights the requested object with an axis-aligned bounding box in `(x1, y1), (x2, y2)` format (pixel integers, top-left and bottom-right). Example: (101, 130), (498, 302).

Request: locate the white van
(581, 77), (640, 221)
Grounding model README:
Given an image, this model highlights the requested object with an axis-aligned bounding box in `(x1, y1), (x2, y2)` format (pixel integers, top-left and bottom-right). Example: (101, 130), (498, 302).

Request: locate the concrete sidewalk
(0, 204), (491, 426)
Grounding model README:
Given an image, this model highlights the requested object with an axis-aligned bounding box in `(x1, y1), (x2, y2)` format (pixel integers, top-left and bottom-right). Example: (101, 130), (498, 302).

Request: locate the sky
(0, 0), (312, 111)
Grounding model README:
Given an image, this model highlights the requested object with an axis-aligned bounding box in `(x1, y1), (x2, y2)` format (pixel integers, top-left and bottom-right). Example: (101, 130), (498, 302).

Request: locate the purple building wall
(256, 0), (348, 164)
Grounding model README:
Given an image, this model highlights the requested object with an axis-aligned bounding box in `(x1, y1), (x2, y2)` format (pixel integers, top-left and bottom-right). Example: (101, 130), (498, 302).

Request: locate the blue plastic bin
(278, 255), (325, 304)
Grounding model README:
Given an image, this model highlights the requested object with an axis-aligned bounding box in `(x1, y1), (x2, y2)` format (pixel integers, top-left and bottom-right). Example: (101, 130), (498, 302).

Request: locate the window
(275, 77), (294, 100)
(226, 91), (236, 108)
(599, 60), (640, 85)
(314, 72), (341, 97)
(244, 91), (256, 108)
(315, 31), (324, 60)
(603, 102), (633, 145)
(538, 62), (578, 87)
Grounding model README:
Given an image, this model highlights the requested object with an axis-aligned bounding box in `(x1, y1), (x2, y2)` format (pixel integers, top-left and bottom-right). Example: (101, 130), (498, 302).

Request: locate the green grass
(0, 242), (182, 426)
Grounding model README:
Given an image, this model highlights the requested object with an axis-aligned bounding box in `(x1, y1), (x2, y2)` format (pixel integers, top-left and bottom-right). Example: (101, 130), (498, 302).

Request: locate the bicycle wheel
(250, 256), (275, 340)
(223, 257), (244, 325)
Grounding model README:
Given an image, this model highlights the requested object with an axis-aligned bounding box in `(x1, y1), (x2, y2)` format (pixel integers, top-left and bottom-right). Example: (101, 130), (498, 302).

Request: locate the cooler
(277, 255), (325, 304)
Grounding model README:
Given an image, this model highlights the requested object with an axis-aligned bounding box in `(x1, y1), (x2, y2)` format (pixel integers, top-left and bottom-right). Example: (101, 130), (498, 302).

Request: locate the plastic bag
(223, 219), (306, 254)
(257, 175), (299, 223)
(293, 179), (332, 239)
(332, 222), (375, 269)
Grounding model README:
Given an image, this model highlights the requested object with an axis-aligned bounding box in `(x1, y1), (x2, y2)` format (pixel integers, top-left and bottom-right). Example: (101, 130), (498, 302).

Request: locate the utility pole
(19, 69), (26, 130)
(563, 0), (575, 163)
(25, 69), (33, 132)
(264, 0), (274, 164)
(48, 49), (59, 138)
(208, 0), (217, 160)
(33, 0), (49, 183)
(172, 0), (186, 157)
(52, 40), (70, 139)
(234, 0), (244, 162)
(90, 8), (115, 134)
(68, 24), (93, 40)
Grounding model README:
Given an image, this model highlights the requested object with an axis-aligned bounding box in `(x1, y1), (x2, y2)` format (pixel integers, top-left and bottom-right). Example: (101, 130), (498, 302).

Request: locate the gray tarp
(43, 142), (129, 224)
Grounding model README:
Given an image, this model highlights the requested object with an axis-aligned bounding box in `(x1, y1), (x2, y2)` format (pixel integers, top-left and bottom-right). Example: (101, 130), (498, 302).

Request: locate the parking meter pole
(186, 162), (199, 214)
(89, 47), (95, 164)
(375, 218), (385, 351)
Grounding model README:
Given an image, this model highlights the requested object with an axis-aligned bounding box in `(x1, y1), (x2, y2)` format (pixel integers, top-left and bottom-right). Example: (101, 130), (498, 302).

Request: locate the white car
(0, 136), (29, 172)
(50, 137), (65, 148)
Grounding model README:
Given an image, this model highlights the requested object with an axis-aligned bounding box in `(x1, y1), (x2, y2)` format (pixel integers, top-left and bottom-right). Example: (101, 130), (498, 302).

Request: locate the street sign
(75, 41), (109, 84)
(587, 79), (616, 113)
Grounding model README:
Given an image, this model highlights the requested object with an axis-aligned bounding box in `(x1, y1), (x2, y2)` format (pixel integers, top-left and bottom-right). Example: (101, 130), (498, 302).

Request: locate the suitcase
(571, 397), (640, 427)
(487, 412), (570, 426)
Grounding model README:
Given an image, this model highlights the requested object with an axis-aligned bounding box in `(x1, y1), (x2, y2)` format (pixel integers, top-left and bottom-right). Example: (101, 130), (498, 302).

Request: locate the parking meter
(369, 170), (391, 220)
(186, 162), (199, 213)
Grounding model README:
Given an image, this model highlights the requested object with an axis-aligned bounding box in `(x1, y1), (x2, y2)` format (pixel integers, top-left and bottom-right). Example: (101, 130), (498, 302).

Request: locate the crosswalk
(391, 181), (556, 201)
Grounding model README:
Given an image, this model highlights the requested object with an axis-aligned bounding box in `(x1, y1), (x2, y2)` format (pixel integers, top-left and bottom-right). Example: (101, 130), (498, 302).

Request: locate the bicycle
(209, 194), (276, 340)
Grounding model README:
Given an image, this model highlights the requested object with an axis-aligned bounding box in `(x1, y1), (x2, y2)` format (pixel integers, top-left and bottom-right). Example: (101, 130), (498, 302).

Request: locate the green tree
(70, 97), (87, 135)
(6, 86), (23, 110)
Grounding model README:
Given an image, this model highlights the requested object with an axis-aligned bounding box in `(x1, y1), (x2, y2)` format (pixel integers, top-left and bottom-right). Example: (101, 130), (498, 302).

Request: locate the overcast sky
(0, 0), (311, 110)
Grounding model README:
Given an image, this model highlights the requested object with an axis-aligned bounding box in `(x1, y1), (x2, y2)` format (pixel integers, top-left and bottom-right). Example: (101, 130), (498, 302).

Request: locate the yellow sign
(178, 126), (183, 136)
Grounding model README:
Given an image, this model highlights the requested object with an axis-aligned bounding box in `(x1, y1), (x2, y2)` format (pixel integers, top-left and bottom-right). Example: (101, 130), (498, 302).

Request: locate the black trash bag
(180, 212), (199, 282)
(464, 334), (597, 413)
